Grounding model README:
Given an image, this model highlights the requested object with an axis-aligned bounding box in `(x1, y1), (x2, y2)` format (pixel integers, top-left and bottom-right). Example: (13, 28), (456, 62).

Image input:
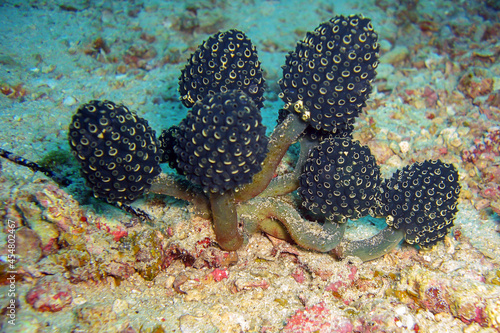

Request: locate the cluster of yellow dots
(299, 138), (382, 223)
(68, 100), (161, 204)
(377, 160), (461, 247)
(279, 14), (379, 133)
(179, 29), (265, 109)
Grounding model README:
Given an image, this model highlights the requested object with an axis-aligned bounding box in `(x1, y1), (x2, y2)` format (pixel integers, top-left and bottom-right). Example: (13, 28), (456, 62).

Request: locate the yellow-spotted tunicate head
(179, 29), (265, 110)
(377, 160), (461, 247)
(175, 90), (268, 194)
(68, 100), (161, 204)
(279, 14), (379, 135)
(299, 137), (382, 223)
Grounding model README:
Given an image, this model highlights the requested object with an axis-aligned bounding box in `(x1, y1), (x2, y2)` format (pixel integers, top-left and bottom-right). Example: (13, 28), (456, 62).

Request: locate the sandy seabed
(0, 0), (500, 332)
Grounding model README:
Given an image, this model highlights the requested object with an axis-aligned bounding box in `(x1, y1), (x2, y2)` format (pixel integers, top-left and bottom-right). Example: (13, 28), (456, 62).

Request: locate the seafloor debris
(461, 126), (500, 212)
(122, 44), (158, 70)
(0, 82), (26, 99)
(458, 71), (494, 101)
(282, 302), (353, 333)
(83, 37), (111, 59)
(397, 264), (500, 328)
(25, 275), (72, 312)
(462, 126), (500, 164)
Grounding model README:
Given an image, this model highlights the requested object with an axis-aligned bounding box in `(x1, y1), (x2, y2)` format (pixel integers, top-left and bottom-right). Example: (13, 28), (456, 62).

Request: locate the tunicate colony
(29, 14), (462, 259)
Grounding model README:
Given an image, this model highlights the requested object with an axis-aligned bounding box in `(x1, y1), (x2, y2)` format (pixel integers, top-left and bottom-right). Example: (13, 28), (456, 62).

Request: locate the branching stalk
(257, 135), (317, 198)
(334, 226), (404, 261)
(239, 197), (346, 252)
(210, 191), (243, 251)
(150, 173), (211, 219)
(234, 113), (307, 202)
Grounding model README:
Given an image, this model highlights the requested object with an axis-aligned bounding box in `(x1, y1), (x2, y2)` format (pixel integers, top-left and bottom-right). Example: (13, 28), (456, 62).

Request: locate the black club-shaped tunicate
(299, 137), (382, 223)
(68, 100), (161, 204)
(158, 125), (184, 175)
(179, 29), (265, 109)
(174, 90), (268, 194)
(279, 14), (379, 133)
(376, 160), (461, 247)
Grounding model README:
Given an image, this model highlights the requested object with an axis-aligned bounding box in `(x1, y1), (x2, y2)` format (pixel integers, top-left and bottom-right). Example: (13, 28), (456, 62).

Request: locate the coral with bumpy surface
(68, 100), (161, 204)
(299, 137), (381, 223)
(179, 29), (265, 109)
(175, 90), (268, 194)
(279, 14), (379, 134)
(377, 160), (461, 247)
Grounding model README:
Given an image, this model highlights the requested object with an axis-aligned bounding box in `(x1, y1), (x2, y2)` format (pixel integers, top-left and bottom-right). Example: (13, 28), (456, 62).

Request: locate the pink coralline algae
(94, 219), (128, 242)
(291, 267), (306, 284)
(324, 265), (358, 304)
(209, 268), (228, 282)
(462, 127), (500, 163)
(282, 302), (353, 333)
(421, 285), (451, 314)
(397, 264), (500, 328)
(26, 275), (72, 312)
